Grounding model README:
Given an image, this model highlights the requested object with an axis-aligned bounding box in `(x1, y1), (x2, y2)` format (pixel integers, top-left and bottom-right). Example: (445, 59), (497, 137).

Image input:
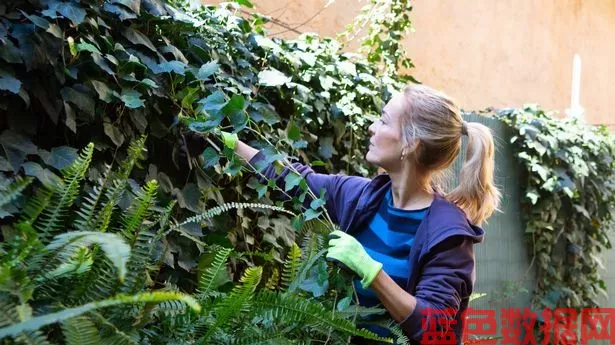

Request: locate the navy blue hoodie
(250, 151), (485, 344)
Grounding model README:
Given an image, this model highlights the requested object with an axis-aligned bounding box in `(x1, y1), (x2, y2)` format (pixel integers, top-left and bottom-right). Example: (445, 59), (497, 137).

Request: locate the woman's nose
(368, 122), (375, 135)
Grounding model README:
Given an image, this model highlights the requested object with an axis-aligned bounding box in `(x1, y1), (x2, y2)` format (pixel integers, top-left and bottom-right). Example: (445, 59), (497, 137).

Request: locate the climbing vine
(497, 106), (615, 312)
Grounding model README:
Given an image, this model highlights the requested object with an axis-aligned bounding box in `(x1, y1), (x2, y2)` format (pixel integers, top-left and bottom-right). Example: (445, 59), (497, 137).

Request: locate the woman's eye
(379, 118), (385, 124)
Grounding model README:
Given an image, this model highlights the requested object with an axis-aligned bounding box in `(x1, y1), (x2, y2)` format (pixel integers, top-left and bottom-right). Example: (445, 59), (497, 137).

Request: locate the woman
(233, 84), (501, 344)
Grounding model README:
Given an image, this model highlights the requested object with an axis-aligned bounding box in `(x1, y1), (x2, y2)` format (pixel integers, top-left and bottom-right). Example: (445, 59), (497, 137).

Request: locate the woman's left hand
(326, 230), (383, 289)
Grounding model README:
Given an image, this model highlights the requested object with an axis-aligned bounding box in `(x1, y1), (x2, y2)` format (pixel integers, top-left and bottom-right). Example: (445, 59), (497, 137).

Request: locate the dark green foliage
(496, 106), (615, 311)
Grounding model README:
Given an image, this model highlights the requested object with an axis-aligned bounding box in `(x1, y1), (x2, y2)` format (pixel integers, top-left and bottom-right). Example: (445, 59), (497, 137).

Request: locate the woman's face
(366, 93), (407, 171)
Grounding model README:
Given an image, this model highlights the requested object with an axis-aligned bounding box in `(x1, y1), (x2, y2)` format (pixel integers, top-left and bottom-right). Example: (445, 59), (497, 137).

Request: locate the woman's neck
(387, 165), (434, 210)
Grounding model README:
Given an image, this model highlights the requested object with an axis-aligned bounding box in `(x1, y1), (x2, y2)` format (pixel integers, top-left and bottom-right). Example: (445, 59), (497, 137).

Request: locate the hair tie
(461, 121), (468, 136)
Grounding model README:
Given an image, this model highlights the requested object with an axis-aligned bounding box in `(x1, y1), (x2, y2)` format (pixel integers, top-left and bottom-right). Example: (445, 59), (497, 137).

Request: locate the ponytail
(446, 122), (501, 225)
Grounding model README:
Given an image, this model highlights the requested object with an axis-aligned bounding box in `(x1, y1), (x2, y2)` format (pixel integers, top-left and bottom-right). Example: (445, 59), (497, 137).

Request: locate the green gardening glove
(326, 230), (383, 289)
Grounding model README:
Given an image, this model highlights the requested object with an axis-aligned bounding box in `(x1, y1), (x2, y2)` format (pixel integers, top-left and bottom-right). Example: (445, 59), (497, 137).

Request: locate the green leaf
(258, 68), (291, 87)
(199, 91), (227, 114)
(0, 129), (37, 154)
(318, 137), (336, 159)
(153, 60), (186, 75)
(22, 162), (61, 187)
(103, 3), (138, 20)
(43, 2), (87, 25)
(92, 53), (115, 75)
(104, 122), (125, 147)
(299, 259), (328, 297)
(197, 61), (219, 80)
(121, 27), (157, 52)
(76, 42), (100, 54)
(284, 172), (302, 192)
(47, 231), (130, 281)
(220, 131), (238, 150)
(202, 147), (219, 168)
(182, 183), (201, 213)
(120, 89), (145, 109)
(60, 87), (95, 116)
(287, 123), (301, 141)
(91, 80), (116, 103)
(110, 0), (141, 13)
(0, 292), (200, 340)
(304, 208), (321, 221)
(0, 69), (21, 94)
(48, 146), (78, 170)
(233, 0), (254, 8)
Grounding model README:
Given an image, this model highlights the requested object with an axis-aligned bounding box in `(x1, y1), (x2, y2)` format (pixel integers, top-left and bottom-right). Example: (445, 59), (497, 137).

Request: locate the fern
(45, 231), (131, 282)
(175, 202), (296, 231)
(264, 268), (279, 291)
(0, 176), (32, 209)
(120, 180), (158, 245)
(251, 291), (393, 343)
(34, 143), (94, 242)
(61, 316), (102, 345)
(281, 243), (301, 289)
(196, 247), (232, 299)
(0, 292), (200, 340)
(73, 163), (112, 232)
(202, 266), (263, 341)
(20, 185), (54, 225)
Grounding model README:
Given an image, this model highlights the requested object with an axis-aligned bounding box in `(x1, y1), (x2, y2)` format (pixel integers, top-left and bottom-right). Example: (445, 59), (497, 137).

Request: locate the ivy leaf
(258, 68), (291, 87)
(182, 183), (201, 213)
(198, 91), (227, 114)
(284, 172), (302, 192)
(0, 157), (11, 172)
(0, 69), (21, 94)
(304, 209), (321, 221)
(197, 61), (219, 81)
(60, 86), (95, 117)
(201, 147), (219, 168)
(120, 89), (145, 109)
(40, 146), (78, 170)
(0, 130), (37, 154)
(76, 42), (100, 54)
(103, 3), (138, 21)
(299, 259), (328, 297)
(121, 27), (157, 53)
(287, 123), (301, 141)
(104, 122), (125, 147)
(153, 60), (186, 75)
(110, 0), (141, 13)
(91, 81), (116, 103)
(220, 131), (238, 151)
(43, 2), (86, 26)
(92, 53), (115, 75)
(22, 162), (61, 187)
(318, 137), (336, 159)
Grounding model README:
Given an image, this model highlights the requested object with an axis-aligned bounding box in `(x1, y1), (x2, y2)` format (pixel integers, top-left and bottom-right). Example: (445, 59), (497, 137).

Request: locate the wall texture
(230, 0), (615, 129)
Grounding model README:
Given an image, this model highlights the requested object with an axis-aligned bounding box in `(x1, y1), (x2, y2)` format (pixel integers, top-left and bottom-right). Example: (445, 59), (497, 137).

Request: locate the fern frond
(281, 243), (301, 289)
(0, 295), (18, 327)
(156, 200), (177, 236)
(252, 291), (393, 343)
(0, 291), (200, 340)
(89, 311), (138, 345)
(117, 136), (147, 181)
(389, 323), (410, 345)
(175, 202), (295, 231)
(120, 180), (158, 245)
(46, 231), (130, 283)
(20, 186), (54, 225)
(73, 163), (112, 232)
(34, 143), (94, 242)
(13, 330), (53, 345)
(203, 266), (263, 340)
(264, 268), (279, 291)
(120, 228), (157, 294)
(196, 247), (232, 299)
(0, 176), (32, 209)
(61, 316), (102, 345)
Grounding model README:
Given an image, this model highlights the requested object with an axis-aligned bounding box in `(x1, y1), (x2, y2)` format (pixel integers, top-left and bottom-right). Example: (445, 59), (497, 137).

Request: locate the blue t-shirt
(353, 188), (429, 335)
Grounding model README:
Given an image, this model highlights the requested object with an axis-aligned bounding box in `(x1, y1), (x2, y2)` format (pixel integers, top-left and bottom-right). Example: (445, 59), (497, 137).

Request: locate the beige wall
(215, 0), (615, 128)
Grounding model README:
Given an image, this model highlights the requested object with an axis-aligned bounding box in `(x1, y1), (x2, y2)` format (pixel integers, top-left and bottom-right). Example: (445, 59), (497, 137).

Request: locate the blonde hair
(399, 84), (501, 225)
